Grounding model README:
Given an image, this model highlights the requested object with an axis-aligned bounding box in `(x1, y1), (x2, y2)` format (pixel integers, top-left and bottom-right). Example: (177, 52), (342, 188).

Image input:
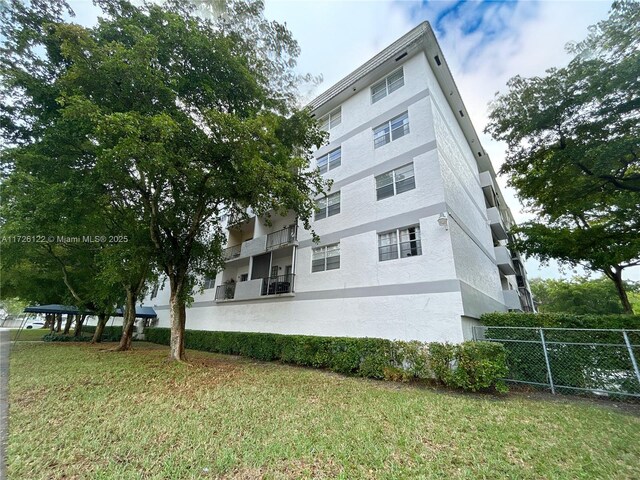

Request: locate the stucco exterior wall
(149, 39), (520, 342)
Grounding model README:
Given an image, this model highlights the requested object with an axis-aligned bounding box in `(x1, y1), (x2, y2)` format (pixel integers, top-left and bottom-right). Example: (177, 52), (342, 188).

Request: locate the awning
(23, 304), (92, 315)
(113, 306), (157, 319)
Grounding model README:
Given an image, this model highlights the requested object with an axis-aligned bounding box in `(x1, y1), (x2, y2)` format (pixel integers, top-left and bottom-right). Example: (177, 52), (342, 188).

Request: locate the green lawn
(8, 328), (49, 341)
(9, 342), (640, 479)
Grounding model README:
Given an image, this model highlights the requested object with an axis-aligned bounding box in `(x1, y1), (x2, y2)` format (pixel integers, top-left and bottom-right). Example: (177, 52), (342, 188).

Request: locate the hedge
(480, 312), (640, 330)
(145, 328), (508, 392)
(480, 313), (640, 395)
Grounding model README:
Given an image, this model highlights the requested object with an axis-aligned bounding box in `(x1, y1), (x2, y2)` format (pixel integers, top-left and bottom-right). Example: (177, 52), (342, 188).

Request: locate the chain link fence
(473, 326), (640, 399)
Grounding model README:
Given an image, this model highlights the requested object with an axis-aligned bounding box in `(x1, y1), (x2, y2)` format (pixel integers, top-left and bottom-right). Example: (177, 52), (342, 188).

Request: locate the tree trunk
(54, 313), (62, 332)
(63, 314), (73, 335)
(114, 289), (138, 351)
(74, 314), (86, 337)
(605, 266), (634, 314)
(168, 276), (187, 361)
(46, 313), (54, 332)
(91, 314), (109, 343)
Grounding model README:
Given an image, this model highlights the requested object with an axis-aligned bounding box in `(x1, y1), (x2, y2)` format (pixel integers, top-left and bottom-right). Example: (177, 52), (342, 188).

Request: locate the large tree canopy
(530, 277), (640, 315)
(486, 1), (640, 314)
(1, 0), (328, 360)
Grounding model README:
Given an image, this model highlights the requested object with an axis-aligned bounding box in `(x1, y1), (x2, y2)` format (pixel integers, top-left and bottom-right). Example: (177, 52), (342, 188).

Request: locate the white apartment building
(150, 22), (534, 343)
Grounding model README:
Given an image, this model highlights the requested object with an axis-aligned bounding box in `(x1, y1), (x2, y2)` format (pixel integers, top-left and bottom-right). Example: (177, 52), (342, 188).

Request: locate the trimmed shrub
(145, 328), (509, 393)
(480, 312), (640, 330)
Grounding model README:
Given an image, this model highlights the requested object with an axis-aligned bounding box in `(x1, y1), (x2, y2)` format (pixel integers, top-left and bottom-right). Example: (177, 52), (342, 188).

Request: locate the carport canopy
(23, 304), (156, 319)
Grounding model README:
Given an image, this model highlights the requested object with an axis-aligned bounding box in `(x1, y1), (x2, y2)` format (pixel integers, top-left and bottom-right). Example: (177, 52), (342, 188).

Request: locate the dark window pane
(326, 256), (340, 270)
(376, 184), (395, 200)
(312, 259), (325, 272)
(395, 176), (415, 194)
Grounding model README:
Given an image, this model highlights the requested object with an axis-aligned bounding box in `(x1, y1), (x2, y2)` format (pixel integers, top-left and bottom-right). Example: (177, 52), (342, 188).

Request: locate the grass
(9, 342), (640, 479)
(7, 328), (50, 341)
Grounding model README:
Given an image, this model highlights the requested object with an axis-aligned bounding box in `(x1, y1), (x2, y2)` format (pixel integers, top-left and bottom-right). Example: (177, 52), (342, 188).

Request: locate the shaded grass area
(9, 342), (640, 479)
(8, 328), (50, 341)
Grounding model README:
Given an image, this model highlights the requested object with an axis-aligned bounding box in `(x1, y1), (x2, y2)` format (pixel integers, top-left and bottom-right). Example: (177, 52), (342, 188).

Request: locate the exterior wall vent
(434, 55), (441, 66)
(395, 52), (407, 61)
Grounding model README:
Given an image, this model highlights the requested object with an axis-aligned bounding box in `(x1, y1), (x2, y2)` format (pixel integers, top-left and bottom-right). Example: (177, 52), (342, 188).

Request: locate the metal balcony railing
(261, 274), (295, 296)
(266, 224), (297, 251)
(222, 244), (241, 261)
(215, 282), (236, 301)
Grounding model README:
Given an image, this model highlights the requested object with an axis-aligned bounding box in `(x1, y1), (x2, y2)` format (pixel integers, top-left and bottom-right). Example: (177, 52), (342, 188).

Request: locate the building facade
(150, 22), (534, 343)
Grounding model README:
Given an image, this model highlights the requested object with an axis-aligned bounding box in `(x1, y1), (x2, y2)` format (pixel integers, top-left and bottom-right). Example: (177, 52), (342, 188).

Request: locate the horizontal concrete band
(315, 88), (431, 158)
(459, 280), (507, 318)
(327, 139), (437, 194)
(298, 202), (447, 249)
(153, 278), (461, 310)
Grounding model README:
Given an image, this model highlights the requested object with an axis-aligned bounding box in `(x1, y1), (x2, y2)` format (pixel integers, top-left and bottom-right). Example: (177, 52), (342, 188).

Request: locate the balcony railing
(261, 274), (295, 296)
(266, 224), (297, 251)
(222, 244), (241, 261)
(215, 282), (236, 301)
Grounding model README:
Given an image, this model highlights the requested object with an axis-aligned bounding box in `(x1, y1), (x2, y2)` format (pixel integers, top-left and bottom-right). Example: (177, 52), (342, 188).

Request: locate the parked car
(25, 320), (45, 329)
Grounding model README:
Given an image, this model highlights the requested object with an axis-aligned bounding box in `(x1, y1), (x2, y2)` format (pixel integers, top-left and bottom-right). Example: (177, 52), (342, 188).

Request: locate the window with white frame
(312, 243), (340, 272)
(203, 276), (216, 289)
(375, 163), (415, 200)
(317, 147), (341, 174)
(314, 191), (340, 220)
(319, 107), (342, 131)
(373, 111), (409, 148)
(378, 226), (422, 261)
(371, 68), (404, 103)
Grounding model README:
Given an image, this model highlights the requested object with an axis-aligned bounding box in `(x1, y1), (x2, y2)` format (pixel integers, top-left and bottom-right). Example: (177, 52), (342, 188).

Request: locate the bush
(145, 328), (509, 393)
(480, 312), (640, 330)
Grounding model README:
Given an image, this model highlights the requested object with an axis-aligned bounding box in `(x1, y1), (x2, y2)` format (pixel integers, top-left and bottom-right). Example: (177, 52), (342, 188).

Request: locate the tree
(485, 1), (640, 313)
(530, 276), (639, 315)
(1, 0), (327, 361)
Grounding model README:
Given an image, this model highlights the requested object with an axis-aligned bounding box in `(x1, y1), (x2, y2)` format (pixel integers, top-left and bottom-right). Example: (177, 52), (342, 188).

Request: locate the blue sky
(66, 0), (636, 282)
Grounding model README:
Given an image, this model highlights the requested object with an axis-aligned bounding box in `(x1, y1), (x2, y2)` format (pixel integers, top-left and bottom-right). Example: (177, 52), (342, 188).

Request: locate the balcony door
(251, 252), (271, 280)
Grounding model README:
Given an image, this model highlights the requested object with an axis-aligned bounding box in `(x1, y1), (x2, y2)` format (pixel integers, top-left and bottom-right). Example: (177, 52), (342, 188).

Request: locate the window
(317, 147), (341, 174)
(371, 68), (404, 103)
(375, 163), (415, 200)
(270, 266), (279, 278)
(378, 226), (422, 261)
(203, 276), (216, 289)
(314, 191), (340, 220)
(312, 243), (340, 272)
(373, 111), (409, 148)
(319, 107), (342, 131)
(240, 273), (248, 282)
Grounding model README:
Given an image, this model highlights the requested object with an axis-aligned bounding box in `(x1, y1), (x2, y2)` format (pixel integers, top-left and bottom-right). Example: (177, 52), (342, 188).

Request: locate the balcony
(266, 224), (297, 251)
(222, 244), (241, 261)
(494, 245), (516, 275)
(215, 274), (295, 302)
(261, 274), (295, 295)
(487, 207), (508, 241)
(479, 171), (499, 208)
(223, 224), (298, 263)
(215, 282), (236, 301)
(503, 289), (523, 311)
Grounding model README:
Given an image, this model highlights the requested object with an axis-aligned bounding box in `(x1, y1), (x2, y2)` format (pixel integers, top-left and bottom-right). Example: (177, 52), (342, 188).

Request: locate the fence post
(622, 330), (640, 388)
(0, 328), (9, 479)
(539, 328), (555, 395)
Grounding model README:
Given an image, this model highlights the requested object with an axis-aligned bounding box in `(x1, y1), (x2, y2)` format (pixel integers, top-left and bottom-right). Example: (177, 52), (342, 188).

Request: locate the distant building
(151, 22), (534, 342)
